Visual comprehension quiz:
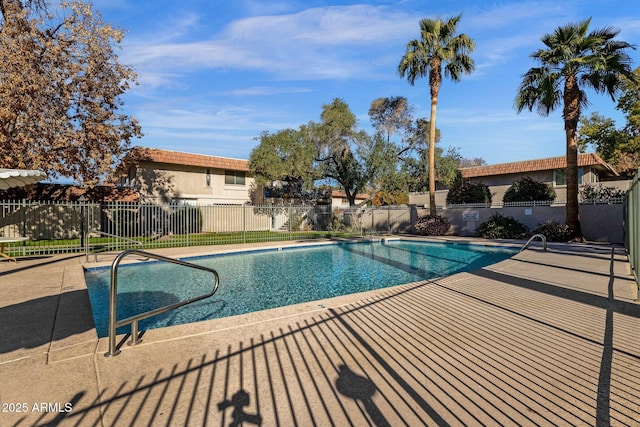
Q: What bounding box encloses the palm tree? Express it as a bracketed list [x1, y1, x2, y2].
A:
[515, 18, 635, 239]
[398, 14, 475, 216]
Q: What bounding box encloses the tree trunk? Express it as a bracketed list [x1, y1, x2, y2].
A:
[565, 126, 582, 237]
[428, 60, 441, 217]
[345, 188, 356, 207]
[563, 74, 583, 239]
[428, 100, 437, 216]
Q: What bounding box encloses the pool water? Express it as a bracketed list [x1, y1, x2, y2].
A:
[84, 240, 516, 337]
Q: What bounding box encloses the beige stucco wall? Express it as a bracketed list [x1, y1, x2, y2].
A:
[467, 170, 552, 187]
[331, 197, 363, 209]
[427, 204, 624, 243]
[132, 162, 253, 204]
[464, 167, 602, 201]
[464, 166, 600, 187]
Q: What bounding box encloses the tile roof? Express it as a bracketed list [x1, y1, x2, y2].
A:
[127, 147, 249, 172]
[460, 153, 617, 178]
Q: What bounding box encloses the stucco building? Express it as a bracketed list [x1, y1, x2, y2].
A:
[118, 147, 254, 205]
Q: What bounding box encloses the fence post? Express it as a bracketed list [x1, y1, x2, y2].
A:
[243, 205, 247, 244]
[288, 205, 292, 240]
[79, 196, 86, 251]
[21, 199, 26, 238]
[186, 205, 191, 247]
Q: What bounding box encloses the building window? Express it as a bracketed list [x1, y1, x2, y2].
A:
[225, 170, 245, 185]
[554, 169, 566, 186]
[554, 167, 584, 186]
[205, 169, 211, 187]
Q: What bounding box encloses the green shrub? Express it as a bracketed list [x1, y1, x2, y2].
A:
[414, 214, 451, 236]
[579, 183, 626, 201]
[288, 211, 309, 231]
[171, 206, 202, 234]
[532, 220, 573, 242]
[328, 210, 355, 232]
[446, 182, 492, 205]
[475, 213, 528, 239]
[503, 177, 556, 203]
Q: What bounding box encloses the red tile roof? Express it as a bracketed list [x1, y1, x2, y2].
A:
[460, 153, 617, 178]
[127, 147, 249, 172]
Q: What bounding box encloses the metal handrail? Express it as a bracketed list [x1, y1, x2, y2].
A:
[520, 234, 547, 252]
[104, 249, 220, 357]
[86, 230, 144, 262]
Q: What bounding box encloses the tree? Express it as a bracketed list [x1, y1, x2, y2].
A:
[515, 18, 635, 239]
[366, 96, 416, 201]
[0, 1, 141, 184]
[578, 68, 640, 177]
[248, 128, 318, 197]
[398, 14, 475, 216]
[578, 113, 619, 160]
[618, 67, 640, 134]
[0, 0, 46, 18]
[368, 96, 414, 145]
[364, 133, 411, 205]
[250, 99, 382, 206]
[310, 98, 371, 206]
[434, 146, 462, 188]
[446, 179, 491, 205]
[459, 157, 486, 168]
[615, 68, 640, 175]
[400, 118, 434, 192]
[578, 112, 636, 175]
[404, 145, 462, 192]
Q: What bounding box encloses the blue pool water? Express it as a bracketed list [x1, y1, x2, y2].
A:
[84, 240, 516, 337]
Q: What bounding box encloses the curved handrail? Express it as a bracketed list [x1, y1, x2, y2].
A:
[520, 234, 547, 252]
[105, 249, 220, 357]
[87, 230, 144, 262]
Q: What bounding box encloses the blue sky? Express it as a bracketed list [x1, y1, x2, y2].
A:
[94, 0, 640, 165]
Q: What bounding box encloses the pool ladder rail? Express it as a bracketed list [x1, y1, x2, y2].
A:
[520, 234, 547, 252]
[86, 230, 145, 263]
[104, 249, 220, 357]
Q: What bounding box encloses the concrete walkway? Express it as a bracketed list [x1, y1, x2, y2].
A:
[0, 238, 638, 426]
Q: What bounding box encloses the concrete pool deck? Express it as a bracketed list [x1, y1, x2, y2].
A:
[0, 237, 639, 426]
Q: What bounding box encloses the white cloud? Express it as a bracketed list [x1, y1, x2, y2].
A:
[438, 109, 523, 125]
[464, 1, 567, 31]
[463, 2, 574, 76]
[121, 1, 584, 90]
[121, 4, 417, 85]
[224, 5, 412, 45]
[221, 86, 313, 96]
[155, 12, 204, 43]
[134, 97, 303, 136]
[139, 106, 257, 131]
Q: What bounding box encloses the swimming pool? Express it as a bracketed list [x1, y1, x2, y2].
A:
[84, 240, 517, 337]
